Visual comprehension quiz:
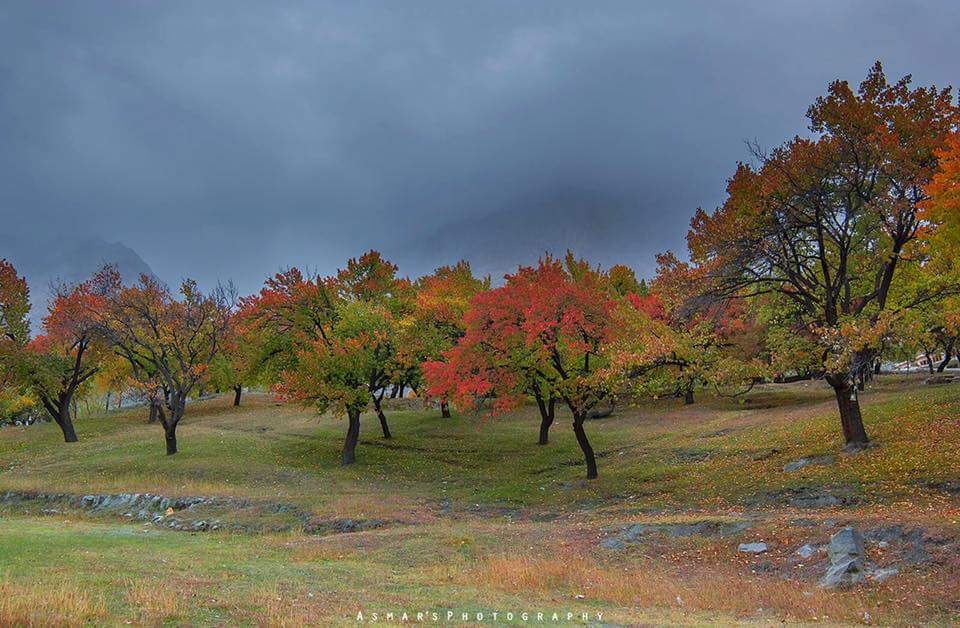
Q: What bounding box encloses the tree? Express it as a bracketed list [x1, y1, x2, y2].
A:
[613, 253, 763, 405]
[0, 259, 30, 350]
[424, 256, 620, 478]
[0, 264, 104, 442]
[92, 269, 232, 455]
[93, 353, 132, 412]
[687, 63, 958, 449]
[605, 264, 644, 298]
[244, 266, 400, 464]
[334, 250, 412, 436]
[924, 132, 960, 245]
[407, 261, 488, 417]
[208, 309, 263, 406]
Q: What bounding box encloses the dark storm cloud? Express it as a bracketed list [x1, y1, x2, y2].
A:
[1, 1, 957, 293]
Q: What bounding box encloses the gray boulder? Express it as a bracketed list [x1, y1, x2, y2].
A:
[820, 527, 866, 588]
[828, 526, 864, 561]
[738, 542, 768, 553]
[796, 544, 817, 559]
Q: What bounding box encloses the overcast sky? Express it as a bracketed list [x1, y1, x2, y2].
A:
[1, 1, 958, 294]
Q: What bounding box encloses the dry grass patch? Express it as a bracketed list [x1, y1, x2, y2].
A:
[243, 584, 358, 626]
[0, 578, 106, 627]
[455, 554, 881, 624]
[124, 578, 189, 623]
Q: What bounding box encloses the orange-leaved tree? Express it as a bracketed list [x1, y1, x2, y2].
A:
[404, 260, 489, 417]
[687, 62, 958, 449]
[92, 268, 233, 455]
[1, 262, 105, 442]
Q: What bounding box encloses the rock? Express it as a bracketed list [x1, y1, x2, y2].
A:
[820, 556, 865, 588]
[783, 455, 836, 472]
[788, 518, 817, 528]
[828, 527, 864, 562]
[865, 524, 933, 565]
[820, 527, 866, 588]
[798, 495, 841, 508]
[600, 519, 753, 550]
[749, 487, 852, 509]
[867, 566, 898, 583]
[739, 542, 768, 553]
[918, 479, 960, 495]
[796, 544, 817, 559]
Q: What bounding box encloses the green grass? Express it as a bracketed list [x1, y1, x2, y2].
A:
[1, 374, 959, 624]
[3, 374, 956, 514]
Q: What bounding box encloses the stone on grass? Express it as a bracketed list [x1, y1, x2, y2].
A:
[738, 542, 768, 553]
[783, 455, 835, 473]
[796, 544, 816, 559]
[867, 566, 899, 583]
[828, 527, 864, 562]
[820, 527, 866, 588]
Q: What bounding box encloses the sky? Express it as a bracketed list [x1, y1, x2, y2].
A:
[1, 1, 958, 295]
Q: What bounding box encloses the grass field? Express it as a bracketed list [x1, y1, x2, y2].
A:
[1, 374, 959, 625]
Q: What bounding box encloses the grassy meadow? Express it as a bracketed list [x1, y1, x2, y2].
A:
[1, 374, 959, 625]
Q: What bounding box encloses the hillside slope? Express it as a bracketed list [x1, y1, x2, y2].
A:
[0, 375, 958, 625]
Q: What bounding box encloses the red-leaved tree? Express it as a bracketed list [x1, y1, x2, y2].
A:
[424, 256, 619, 478]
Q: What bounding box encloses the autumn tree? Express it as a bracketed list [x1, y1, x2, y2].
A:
[208, 308, 265, 406]
[424, 256, 620, 477]
[0, 260, 30, 352]
[0, 264, 104, 442]
[406, 261, 488, 417]
[924, 132, 960, 245]
[94, 352, 132, 412]
[605, 264, 645, 298]
[612, 253, 763, 405]
[688, 63, 958, 449]
[244, 264, 401, 464]
[334, 250, 412, 435]
[92, 269, 232, 455]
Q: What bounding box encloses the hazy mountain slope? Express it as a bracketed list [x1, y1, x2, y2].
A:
[0, 234, 155, 328]
[396, 188, 670, 282]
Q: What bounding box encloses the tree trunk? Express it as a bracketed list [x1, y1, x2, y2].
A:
[684, 387, 695, 405]
[55, 399, 79, 443]
[148, 401, 158, 424]
[440, 400, 451, 418]
[371, 395, 392, 438]
[376, 408, 392, 438]
[342, 408, 361, 465]
[828, 377, 869, 449]
[164, 423, 178, 455]
[923, 349, 935, 374]
[936, 341, 955, 372]
[158, 396, 185, 455]
[536, 396, 555, 445]
[105, 391, 111, 412]
[233, 385, 242, 406]
[42, 396, 79, 443]
[59, 416, 79, 442]
[572, 412, 598, 479]
[873, 360, 881, 375]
